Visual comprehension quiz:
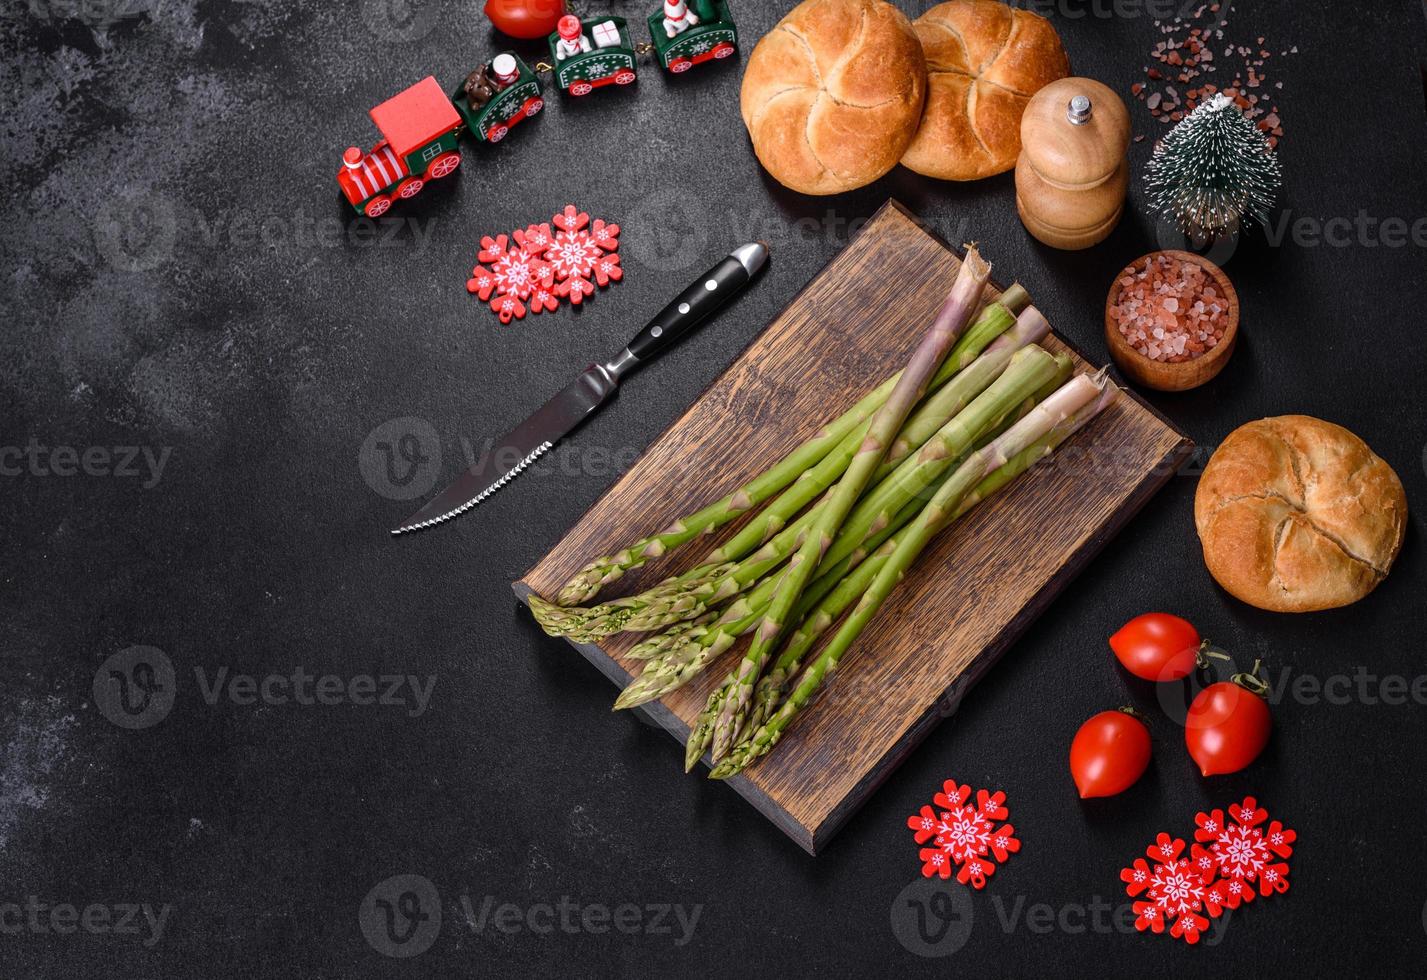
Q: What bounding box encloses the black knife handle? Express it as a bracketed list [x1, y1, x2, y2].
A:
[623, 242, 769, 365]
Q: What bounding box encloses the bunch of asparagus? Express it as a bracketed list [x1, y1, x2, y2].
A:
[530, 248, 1118, 777]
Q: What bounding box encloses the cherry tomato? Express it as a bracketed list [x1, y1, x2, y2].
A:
[1069, 710, 1152, 798]
[1185, 681, 1271, 776]
[483, 0, 567, 39]
[1109, 612, 1201, 682]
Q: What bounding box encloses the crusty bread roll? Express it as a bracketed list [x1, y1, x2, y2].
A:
[1194, 416, 1407, 613]
[902, 0, 1068, 181]
[740, 0, 927, 195]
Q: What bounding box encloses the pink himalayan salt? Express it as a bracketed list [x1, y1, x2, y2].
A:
[1108, 254, 1230, 363]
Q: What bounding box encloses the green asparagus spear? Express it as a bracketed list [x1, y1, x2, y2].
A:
[743, 356, 1074, 732]
[710, 248, 994, 761]
[543, 348, 1069, 648]
[611, 331, 1048, 637]
[528, 561, 737, 638]
[640, 462, 949, 724]
[693, 310, 1052, 621]
[812, 344, 1062, 582]
[552, 285, 1029, 606]
[537, 299, 1036, 638]
[613, 563, 805, 710]
[711, 373, 1116, 778]
[700, 296, 1022, 566]
[871, 305, 1049, 482]
[683, 366, 1072, 768]
[623, 612, 716, 661]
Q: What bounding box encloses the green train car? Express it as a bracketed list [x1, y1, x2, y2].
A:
[647, 0, 738, 73]
[547, 16, 638, 96]
[449, 52, 545, 144]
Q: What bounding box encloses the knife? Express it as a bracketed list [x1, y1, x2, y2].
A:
[392, 241, 769, 535]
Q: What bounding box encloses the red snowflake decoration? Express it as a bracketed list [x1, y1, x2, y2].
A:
[554, 274, 596, 306]
[906, 780, 1020, 889]
[467, 206, 624, 321]
[589, 217, 620, 253]
[1121, 833, 1221, 944]
[527, 279, 560, 315]
[467, 234, 553, 324]
[592, 251, 622, 287]
[516, 223, 553, 256]
[1118, 797, 1298, 947]
[1191, 796, 1295, 909]
[487, 293, 526, 324]
[544, 217, 603, 284]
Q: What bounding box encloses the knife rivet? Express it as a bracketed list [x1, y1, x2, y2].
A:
[678, 302, 690, 314]
[704, 279, 718, 290]
[650, 325, 663, 337]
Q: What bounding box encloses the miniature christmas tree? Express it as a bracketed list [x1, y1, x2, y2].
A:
[1145, 93, 1282, 238]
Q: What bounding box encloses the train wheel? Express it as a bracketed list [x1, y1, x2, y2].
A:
[713, 42, 735, 59]
[426, 152, 461, 179]
[488, 125, 508, 143]
[570, 81, 593, 96]
[669, 58, 692, 73]
[396, 178, 424, 199]
[526, 98, 544, 117]
[364, 196, 391, 218]
[614, 69, 636, 85]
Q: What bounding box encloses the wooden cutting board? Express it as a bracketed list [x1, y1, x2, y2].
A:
[514, 201, 1191, 854]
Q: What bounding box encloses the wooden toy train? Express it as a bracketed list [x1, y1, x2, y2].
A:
[336, 0, 738, 218]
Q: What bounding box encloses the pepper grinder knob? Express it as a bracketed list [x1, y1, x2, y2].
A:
[1067, 95, 1092, 125]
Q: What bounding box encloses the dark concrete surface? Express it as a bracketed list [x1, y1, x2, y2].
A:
[2, 0, 1426, 976]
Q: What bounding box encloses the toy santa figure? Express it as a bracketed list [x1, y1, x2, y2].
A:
[662, 0, 700, 37]
[554, 15, 591, 60]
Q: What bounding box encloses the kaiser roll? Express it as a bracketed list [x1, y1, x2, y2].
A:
[1194, 416, 1407, 613]
[902, 0, 1069, 181]
[740, 0, 927, 195]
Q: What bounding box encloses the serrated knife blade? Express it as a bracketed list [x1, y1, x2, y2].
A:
[390, 365, 618, 534]
[391, 242, 769, 536]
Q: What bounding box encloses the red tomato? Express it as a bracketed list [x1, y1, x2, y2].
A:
[1109, 612, 1201, 682]
[1185, 682, 1271, 776]
[1069, 710, 1152, 798]
[483, 0, 567, 39]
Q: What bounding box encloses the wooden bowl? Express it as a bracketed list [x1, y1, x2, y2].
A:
[1103, 250, 1239, 391]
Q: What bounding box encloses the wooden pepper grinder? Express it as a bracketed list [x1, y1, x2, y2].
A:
[1016, 78, 1130, 250]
